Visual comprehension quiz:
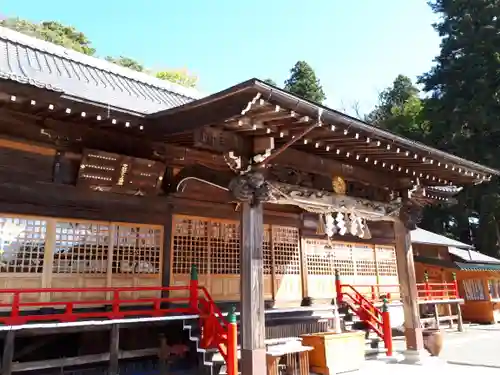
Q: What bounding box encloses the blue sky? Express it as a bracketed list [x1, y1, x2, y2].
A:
[2, 0, 441, 115]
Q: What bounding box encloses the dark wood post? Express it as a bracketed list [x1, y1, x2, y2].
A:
[240, 201, 266, 374]
[158, 334, 169, 375]
[394, 217, 425, 360]
[109, 324, 120, 374]
[2, 330, 15, 375]
[229, 170, 272, 375]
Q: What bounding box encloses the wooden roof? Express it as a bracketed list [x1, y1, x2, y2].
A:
[149, 79, 499, 187]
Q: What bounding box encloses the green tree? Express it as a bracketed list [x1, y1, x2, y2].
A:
[419, 0, 500, 255]
[105, 56, 144, 72]
[367, 75, 419, 124]
[263, 78, 278, 86]
[284, 61, 326, 104]
[0, 18, 96, 55]
[155, 69, 197, 88]
[367, 75, 429, 141]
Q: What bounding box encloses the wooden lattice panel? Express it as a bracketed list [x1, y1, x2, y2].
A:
[172, 217, 209, 275]
[352, 244, 377, 296]
[304, 239, 332, 276]
[353, 244, 376, 276]
[0, 216, 47, 306]
[210, 221, 239, 275]
[0, 217, 46, 273]
[171, 216, 293, 302]
[375, 245, 398, 276]
[263, 226, 272, 275]
[304, 239, 336, 299]
[273, 226, 300, 275]
[113, 224, 161, 275]
[331, 243, 354, 276]
[272, 226, 301, 303]
[53, 221, 109, 274]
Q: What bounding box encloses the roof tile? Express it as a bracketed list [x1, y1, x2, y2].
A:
[0, 26, 202, 114]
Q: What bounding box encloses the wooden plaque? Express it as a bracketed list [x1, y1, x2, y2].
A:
[77, 149, 165, 196]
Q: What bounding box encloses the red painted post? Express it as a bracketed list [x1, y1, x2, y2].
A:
[190, 264, 199, 311]
[335, 269, 343, 303]
[371, 286, 376, 302]
[381, 298, 393, 357]
[226, 305, 238, 375]
[424, 270, 431, 300]
[452, 272, 458, 299]
[11, 292, 20, 324]
[112, 290, 120, 318]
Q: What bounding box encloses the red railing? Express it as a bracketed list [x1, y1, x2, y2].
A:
[416, 271, 459, 300]
[0, 285, 194, 325]
[0, 265, 238, 375]
[337, 280, 393, 356]
[347, 284, 401, 302]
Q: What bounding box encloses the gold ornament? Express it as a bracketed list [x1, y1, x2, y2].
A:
[332, 176, 346, 195]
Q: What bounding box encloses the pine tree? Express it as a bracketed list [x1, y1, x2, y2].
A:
[263, 78, 278, 87]
[284, 61, 326, 104]
[420, 0, 500, 255]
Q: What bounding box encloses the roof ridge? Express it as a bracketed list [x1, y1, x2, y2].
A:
[0, 25, 203, 100]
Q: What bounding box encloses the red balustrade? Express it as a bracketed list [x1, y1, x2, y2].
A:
[0, 285, 195, 325]
[0, 264, 238, 375]
[416, 271, 459, 300]
[336, 276, 393, 356]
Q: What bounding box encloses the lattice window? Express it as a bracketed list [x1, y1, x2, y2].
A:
[53, 221, 109, 274]
[172, 216, 298, 277]
[172, 217, 209, 274]
[0, 217, 46, 273]
[273, 226, 300, 275]
[304, 239, 333, 276]
[210, 221, 240, 275]
[375, 245, 398, 276]
[113, 225, 162, 274]
[331, 243, 354, 276]
[262, 226, 272, 275]
[353, 244, 376, 276]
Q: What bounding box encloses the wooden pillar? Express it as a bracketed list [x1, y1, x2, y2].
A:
[457, 303, 464, 332]
[161, 205, 173, 301]
[2, 330, 15, 375]
[158, 334, 169, 375]
[394, 219, 425, 357]
[41, 218, 56, 301]
[109, 324, 120, 375]
[433, 303, 440, 329]
[240, 201, 267, 375]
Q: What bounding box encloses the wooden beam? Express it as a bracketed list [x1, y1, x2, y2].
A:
[11, 348, 158, 372]
[273, 148, 411, 189]
[109, 324, 120, 375]
[240, 202, 267, 375]
[2, 330, 15, 375]
[194, 126, 250, 155]
[393, 219, 425, 358]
